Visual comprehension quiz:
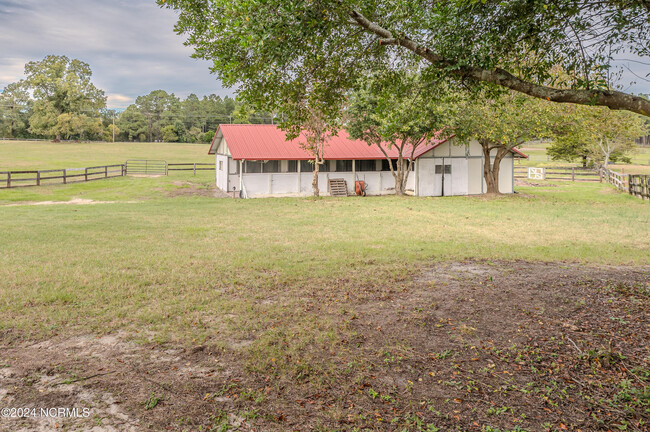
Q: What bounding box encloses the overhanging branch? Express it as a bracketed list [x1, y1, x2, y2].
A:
[348, 9, 650, 117]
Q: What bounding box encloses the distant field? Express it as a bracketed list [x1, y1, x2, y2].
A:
[518, 141, 650, 174]
[0, 140, 213, 170]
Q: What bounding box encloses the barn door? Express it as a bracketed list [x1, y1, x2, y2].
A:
[417, 159, 436, 196]
[434, 158, 452, 196]
[450, 159, 468, 195]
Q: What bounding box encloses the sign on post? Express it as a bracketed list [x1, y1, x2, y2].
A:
[528, 167, 545, 180]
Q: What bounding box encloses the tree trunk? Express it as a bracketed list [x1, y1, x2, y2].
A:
[582, 155, 587, 168]
[481, 142, 507, 194]
[394, 155, 404, 195]
[312, 161, 320, 197]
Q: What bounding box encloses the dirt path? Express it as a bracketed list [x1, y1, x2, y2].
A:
[1, 261, 648, 431]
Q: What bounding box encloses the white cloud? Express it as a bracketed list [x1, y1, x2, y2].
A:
[0, 0, 232, 107]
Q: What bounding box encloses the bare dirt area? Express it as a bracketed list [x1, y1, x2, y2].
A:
[169, 181, 231, 198]
[1, 261, 648, 431]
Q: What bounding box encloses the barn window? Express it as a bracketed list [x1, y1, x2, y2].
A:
[229, 160, 239, 174]
[245, 161, 262, 173]
[336, 160, 352, 172]
[219, 161, 223, 171]
[357, 160, 377, 171]
[300, 160, 313, 172]
[262, 160, 280, 173]
[300, 160, 329, 172]
[435, 164, 451, 174]
[383, 159, 414, 171]
[287, 160, 298, 172]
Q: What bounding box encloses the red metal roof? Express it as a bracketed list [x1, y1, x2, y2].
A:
[208, 124, 528, 159]
[208, 124, 448, 160]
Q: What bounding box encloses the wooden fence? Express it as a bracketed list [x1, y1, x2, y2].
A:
[598, 166, 628, 191]
[514, 166, 600, 182]
[598, 167, 650, 200]
[628, 175, 650, 200]
[0, 161, 214, 189]
[0, 164, 125, 189]
[167, 163, 215, 175]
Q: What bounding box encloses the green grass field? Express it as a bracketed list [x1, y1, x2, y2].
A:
[1, 171, 648, 339]
[0, 140, 212, 170]
[1, 140, 648, 431]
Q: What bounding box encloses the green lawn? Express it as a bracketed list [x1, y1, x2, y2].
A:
[0, 146, 648, 431]
[1, 175, 647, 341]
[0, 140, 213, 170]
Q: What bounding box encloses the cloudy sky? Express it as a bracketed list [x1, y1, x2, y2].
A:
[1, 0, 648, 109]
[0, 0, 231, 109]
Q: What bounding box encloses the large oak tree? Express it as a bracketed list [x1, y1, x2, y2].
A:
[159, 0, 650, 119]
[21, 55, 106, 140]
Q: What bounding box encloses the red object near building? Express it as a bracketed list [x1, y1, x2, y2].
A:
[355, 180, 366, 196]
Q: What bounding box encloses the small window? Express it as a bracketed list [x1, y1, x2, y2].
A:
[382, 159, 394, 171]
[219, 161, 223, 171]
[300, 160, 329, 172]
[319, 161, 329, 172]
[336, 160, 352, 172]
[229, 160, 240, 175]
[435, 164, 442, 174]
[444, 164, 452, 174]
[287, 160, 298, 172]
[300, 160, 313, 172]
[245, 161, 262, 173]
[262, 160, 280, 173]
[357, 160, 376, 171]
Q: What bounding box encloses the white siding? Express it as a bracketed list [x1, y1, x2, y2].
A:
[216, 154, 229, 191]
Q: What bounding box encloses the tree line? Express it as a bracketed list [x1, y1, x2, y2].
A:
[0, 55, 274, 143]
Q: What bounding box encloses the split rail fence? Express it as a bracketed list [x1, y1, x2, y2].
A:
[0, 161, 215, 190]
[514, 166, 600, 182]
[167, 163, 214, 175]
[514, 165, 649, 201]
[0, 164, 125, 189]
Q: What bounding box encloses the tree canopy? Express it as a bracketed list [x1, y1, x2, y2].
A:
[346, 71, 456, 194]
[159, 0, 650, 120]
[20, 55, 106, 140]
[454, 92, 552, 193]
[548, 105, 648, 167]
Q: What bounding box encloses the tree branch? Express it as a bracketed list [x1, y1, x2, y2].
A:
[348, 9, 650, 117]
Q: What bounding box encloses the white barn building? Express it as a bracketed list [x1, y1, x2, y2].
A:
[208, 124, 526, 198]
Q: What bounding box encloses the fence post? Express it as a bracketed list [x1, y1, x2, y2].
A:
[85, 167, 88, 181]
[571, 167, 575, 182]
[105, 165, 108, 178]
[7, 172, 11, 188]
[63, 169, 67, 185]
[36, 171, 40, 186]
[193, 163, 196, 176]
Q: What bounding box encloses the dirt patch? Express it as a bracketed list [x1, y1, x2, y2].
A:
[1, 261, 648, 431]
[2, 199, 139, 207]
[169, 181, 231, 198]
[0, 332, 248, 431]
